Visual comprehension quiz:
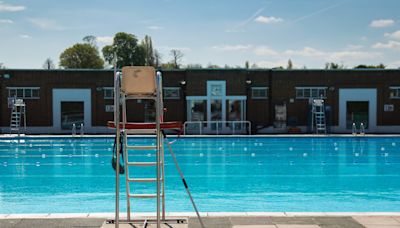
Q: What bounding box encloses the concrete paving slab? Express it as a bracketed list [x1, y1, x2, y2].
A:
[314, 217, 364, 228]
[232, 226, 277, 228]
[353, 216, 400, 226]
[276, 225, 320, 228]
[270, 217, 316, 225]
[230, 216, 274, 225]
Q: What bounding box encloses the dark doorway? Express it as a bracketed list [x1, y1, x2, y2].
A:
[61, 102, 84, 130]
[346, 101, 368, 129]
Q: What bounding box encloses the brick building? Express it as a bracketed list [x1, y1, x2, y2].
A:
[1, 68, 399, 134]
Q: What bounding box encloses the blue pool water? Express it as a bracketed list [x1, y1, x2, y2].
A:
[1, 136, 400, 213]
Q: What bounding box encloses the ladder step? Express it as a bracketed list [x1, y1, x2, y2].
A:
[128, 194, 162, 199]
[125, 129, 157, 134]
[126, 145, 157, 150]
[127, 162, 158, 167]
[127, 178, 158, 183]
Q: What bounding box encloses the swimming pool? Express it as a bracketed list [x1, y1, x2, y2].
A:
[1, 136, 400, 213]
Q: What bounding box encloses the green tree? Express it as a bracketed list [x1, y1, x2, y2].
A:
[170, 49, 183, 69]
[325, 62, 344, 69]
[141, 35, 155, 66]
[245, 61, 250, 69]
[354, 63, 385, 69]
[154, 49, 162, 68]
[102, 32, 145, 68]
[43, 58, 55, 69]
[59, 43, 104, 69]
[83, 35, 97, 47]
[287, 59, 293, 69]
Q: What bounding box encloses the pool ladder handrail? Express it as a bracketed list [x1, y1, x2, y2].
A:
[360, 123, 365, 136]
[72, 124, 76, 136]
[80, 123, 84, 136]
[352, 123, 357, 135]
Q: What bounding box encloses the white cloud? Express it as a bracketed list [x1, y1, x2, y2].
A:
[384, 30, 400, 40]
[387, 60, 400, 68]
[19, 34, 30, 39]
[346, 44, 364, 50]
[328, 51, 381, 61]
[28, 18, 64, 30]
[372, 40, 400, 51]
[0, 1, 26, 12]
[284, 47, 325, 57]
[254, 16, 283, 24]
[256, 60, 288, 68]
[0, 19, 12, 24]
[212, 44, 252, 51]
[370, 19, 395, 28]
[254, 47, 279, 56]
[96, 36, 113, 45]
[147, 26, 164, 30]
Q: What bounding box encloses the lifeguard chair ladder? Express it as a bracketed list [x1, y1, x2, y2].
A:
[10, 98, 26, 135]
[311, 99, 326, 134]
[106, 66, 204, 228]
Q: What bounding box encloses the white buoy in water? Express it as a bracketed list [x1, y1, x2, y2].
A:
[218, 147, 223, 151]
[289, 147, 293, 151]
[192, 143, 195, 146]
[384, 152, 389, 157]
[36, 162, 40, 167]
[199, 153, 204, 157]
[15, 154, 19, 158]
[381, 147, 385, 151]
[95, 154, 99, 157]
[392, 142, 396, 146]
[303, 153, 308, 157]
[334, 142, 337, 146]
[147, 153, 151, 157]
[68, 162, 72, 166]
[244, 147, 248, 151]
[251, 153, 255, 157]
[232, 142, 235, 146]
[42, 154, 46, 158]
[68, 154, 72, 158]
[355, 153, 359, 157]
[3, 162, 7, 167]
[334, 147, 339, 151]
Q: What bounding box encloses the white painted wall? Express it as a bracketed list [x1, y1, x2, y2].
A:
[52, 89, 92, 133]
[338, 88, 377, 132]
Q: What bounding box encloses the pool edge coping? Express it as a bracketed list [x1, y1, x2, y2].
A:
[2, 212, 400, 219]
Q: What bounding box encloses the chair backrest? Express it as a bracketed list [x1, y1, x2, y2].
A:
[121, 66, 156, 95]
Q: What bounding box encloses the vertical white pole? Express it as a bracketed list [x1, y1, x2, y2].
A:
[156, 71, 162, 228]
[114, 69, 120, 228]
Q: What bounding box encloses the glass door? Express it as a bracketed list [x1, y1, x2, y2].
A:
[346, 101, 369, 129]
[207, 81, 226, 132]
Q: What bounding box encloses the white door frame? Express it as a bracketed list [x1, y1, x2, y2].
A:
[52, 89, 92, 132]
[338, 88, 377, 132]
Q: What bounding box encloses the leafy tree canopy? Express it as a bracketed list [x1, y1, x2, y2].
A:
[354, 63, 385, 69]
[102, 32, 145, 68]
[59, 43, 104, 69]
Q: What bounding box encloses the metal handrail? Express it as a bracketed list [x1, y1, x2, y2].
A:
[183, 120, 251, 135]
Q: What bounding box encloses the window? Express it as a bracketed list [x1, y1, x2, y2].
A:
[7, 87, 40, 99]
[163, 87, 180, 99]
[390, 87, 400, 99]
[295, 87, 327, 99]
[251, 87, 268, 99]
[103, 87, 114, 99]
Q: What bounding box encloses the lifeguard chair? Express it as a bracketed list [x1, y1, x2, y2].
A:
[105, 66, 204, 228]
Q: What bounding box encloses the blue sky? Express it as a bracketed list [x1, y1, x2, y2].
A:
[0, 0, 400, 69]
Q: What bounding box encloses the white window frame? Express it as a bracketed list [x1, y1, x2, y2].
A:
[389, 86, 400, 99]
[163, 87, 181, 100]
[7, 87, 40, 99]
[103, 87, 114, 99]
[251, 87, 269, 99]
[295, 87, 327, 99]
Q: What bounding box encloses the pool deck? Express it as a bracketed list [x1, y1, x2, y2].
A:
[2, 213, 400, 228]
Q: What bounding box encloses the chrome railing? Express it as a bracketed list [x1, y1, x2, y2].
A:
[183, 121, 251, 135]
